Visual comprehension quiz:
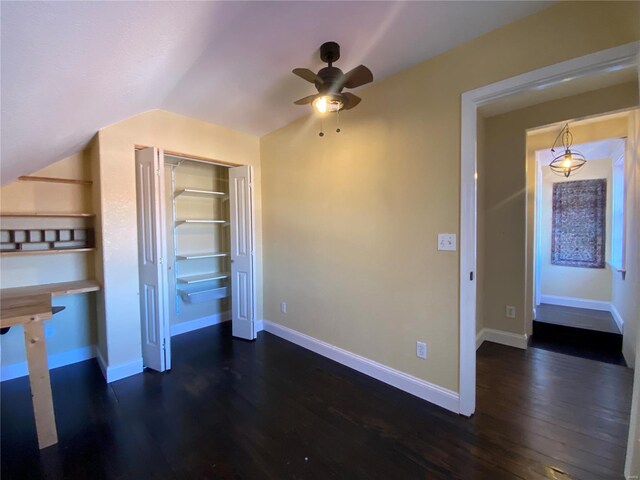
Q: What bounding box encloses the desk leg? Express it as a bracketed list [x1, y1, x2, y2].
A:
[23, 319, 58, 449]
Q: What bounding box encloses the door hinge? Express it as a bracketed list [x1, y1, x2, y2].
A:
[470, 271, 474, 281]
[156, 169, 161, 177]
[162, 338, 167, 367]
[159, 257, 164, 265]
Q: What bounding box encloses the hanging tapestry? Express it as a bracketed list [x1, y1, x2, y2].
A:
[551, 179, 606, 268]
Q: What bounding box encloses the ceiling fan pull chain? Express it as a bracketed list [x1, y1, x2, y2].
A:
[336, 109, 341, 133]
[319, 118, 324, 137]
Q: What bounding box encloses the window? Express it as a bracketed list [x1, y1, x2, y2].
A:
[610, 140, 626, 271]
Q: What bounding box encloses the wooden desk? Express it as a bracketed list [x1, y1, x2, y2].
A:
[0, 280, 100, 449]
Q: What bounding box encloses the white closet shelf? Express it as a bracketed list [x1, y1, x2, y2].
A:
[175, 188, 228, 199]
[177, 272, 230, 284]
[176, 252, 230, 260]
[176, 219, 229, 225]
[178, 286, 229, 304]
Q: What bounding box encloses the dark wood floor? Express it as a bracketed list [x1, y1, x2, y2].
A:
[1, 324, 634, 479]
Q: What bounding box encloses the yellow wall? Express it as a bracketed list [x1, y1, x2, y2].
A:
[481, 85, 637, 336]
[539, 158, 613, 301]
[0, 152, 97, 368]
[95, 109, 261, 367]
[261, 2, 640, 392]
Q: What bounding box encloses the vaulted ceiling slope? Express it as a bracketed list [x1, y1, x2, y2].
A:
[1, 1, 551, 182]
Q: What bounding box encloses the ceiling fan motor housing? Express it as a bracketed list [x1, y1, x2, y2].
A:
[320, 41, 340, 64]
[316, 66, 344, 93]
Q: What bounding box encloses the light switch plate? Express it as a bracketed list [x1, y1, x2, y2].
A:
[416, 341, 427, 359]
[437, 233, 457, 251]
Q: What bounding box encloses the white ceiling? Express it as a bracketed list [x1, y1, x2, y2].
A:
[535, 138, 626, 165]
[1, 1, 552, 182]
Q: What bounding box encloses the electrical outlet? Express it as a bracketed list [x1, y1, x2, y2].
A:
[416, 341, 427, 359]
[506, 305, 516, 319]
[437, 233, 457, 251]
[281, 302, 287, 314]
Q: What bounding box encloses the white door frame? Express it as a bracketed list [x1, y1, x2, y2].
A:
[534, 157, 543, 312]
[459, 41, 639, 417]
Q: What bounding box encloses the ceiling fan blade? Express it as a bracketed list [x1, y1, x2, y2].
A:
[342, 65, 373, 89]
[294, 94, 317, 105]
[292, 68, 321, 84]
[343, 92, 361, 110]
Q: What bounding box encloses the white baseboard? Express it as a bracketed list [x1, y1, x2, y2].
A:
[610, 303, 624, 332]
[170, 311, 231, 337]
[96, 348, 143, 383]
[262, 320, 459, 414]
[476, 328, 528, 350]
[540, 294, 611, 312]
[255, 319, 264, 332]
[1, 345, 96, 382]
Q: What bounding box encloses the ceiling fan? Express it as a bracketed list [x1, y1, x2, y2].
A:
[292, 41, 373, 115]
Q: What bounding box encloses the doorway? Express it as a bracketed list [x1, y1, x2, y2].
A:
[458, 41, 639, 416]
[135, 147, 257, 372]
[530, 120, 631, 365]
[460, 42, 640, 478]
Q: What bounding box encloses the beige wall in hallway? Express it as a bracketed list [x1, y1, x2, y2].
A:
[261, 2, 640, 392]
[480, 83, 637, 336]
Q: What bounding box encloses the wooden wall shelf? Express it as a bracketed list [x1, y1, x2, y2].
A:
[18, 176, 92, 186]
[0, 212, 95, 218]
[1, 279, 101, 301]
[1, 248, 95, 257]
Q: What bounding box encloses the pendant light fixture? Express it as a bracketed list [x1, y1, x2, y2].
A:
[549, 123, 586, 178]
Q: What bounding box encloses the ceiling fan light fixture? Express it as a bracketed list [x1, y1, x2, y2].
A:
[292, 42, 373, 129]
[313, 95, 343, 114]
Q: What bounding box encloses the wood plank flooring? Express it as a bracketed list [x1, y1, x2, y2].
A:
[1, 323, 634, 479]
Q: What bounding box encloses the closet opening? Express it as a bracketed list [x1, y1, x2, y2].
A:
[134, 148, 257, 372]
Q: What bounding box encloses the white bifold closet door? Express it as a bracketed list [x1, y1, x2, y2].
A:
[229, 165, 257, 340]
[135, 147, 171, 371]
